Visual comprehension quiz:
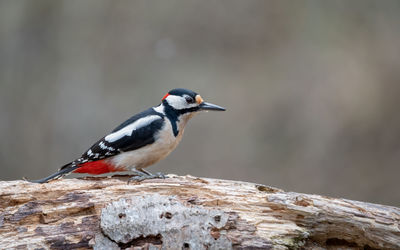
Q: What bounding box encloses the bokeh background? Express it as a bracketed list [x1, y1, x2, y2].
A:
[1, 1, 399, 206]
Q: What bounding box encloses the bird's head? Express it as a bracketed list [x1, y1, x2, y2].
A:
[161, 88, 226, 114]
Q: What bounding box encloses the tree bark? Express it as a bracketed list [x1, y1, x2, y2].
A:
[0, 175, 399, 249]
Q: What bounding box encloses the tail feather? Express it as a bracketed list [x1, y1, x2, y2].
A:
[29, 162, 80, 184]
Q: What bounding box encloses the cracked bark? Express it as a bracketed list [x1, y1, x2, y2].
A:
[0, 175, 399, 249]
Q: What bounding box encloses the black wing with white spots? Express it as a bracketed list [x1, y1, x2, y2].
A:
[73, 108, 165, 165]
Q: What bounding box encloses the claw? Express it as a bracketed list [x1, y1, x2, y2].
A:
[154, 172, 166, 179]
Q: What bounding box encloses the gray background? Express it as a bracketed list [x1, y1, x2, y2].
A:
[1, 1, 399, 206]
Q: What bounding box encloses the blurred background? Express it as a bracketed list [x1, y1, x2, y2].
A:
[1, 1, 399, 206]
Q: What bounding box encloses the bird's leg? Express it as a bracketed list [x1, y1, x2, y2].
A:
[137, 168, 152, 175]
[138, 168, 166, 178]
[128, 168, 166, 182]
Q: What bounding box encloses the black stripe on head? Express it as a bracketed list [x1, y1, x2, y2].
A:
[168, 88, 198, 98]
[177, 106, 200, 115]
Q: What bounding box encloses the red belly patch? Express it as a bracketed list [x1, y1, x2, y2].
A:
[74, 160, 123, 175]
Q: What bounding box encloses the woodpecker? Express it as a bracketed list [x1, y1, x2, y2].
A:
[31, 88, 225, 183]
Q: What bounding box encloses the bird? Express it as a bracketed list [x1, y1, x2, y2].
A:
[30, 88, 225, 183]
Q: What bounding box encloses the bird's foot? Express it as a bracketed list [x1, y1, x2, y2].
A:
[128, 171, 167, 183]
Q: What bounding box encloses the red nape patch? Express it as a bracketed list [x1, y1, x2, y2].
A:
[74, 160, 123, 175]
[161, 93, 169, 100]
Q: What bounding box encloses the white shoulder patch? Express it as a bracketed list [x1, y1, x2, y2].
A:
[153, 104, 165, 114]
[105, 115, 161, 143]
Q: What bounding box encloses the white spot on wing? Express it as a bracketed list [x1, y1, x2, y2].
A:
[105, 115, 161, 143]
[99, 141, 115, 151]
[99, 141, 107, 149]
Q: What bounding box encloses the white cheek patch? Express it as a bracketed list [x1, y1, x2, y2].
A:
[105, 115, 161, 143]
[166, 95, 198, 110]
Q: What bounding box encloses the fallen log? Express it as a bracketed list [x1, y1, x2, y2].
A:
[0, 175, 399, 249]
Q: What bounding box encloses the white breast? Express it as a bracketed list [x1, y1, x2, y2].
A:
[109, 118, 184, 170]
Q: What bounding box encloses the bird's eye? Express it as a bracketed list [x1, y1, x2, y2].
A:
[185, 96, 195, 104]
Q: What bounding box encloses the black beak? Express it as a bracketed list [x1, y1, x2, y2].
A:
[198, 102, 226, 111]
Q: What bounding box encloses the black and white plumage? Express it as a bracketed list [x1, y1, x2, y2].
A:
[31, 88, 225, 183]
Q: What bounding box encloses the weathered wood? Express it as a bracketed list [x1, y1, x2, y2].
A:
[0, 175, 399, 249]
